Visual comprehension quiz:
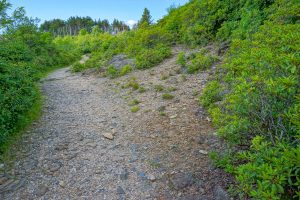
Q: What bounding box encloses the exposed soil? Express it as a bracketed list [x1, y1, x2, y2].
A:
[0, 48, 232, 199]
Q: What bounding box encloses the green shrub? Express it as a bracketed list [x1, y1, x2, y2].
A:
[176, 52, 186, 66]
[119, 64, 132, 76]
[106, 65, 119, 78]
[136, 45, 171, 69]
[187, 53, 217, 73]
[72, 61, 85, 72]
[236, 136, 300, 200]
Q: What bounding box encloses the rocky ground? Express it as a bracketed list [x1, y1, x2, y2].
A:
[0, 49, 232, 199]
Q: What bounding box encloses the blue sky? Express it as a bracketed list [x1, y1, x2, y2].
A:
[9, 0, 189, 25]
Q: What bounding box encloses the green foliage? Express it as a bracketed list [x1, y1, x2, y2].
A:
[162, 93, 174, 100]
[129, 99, 140, 106]
[138, 87, 146, 93]
[131, 106, 140, 113]
[124, 77, 140, 90]
[119, 64, 132, 76]
[106, 65, 119, 78]
[176, 52, 186, 66]
[187, 53, 217, 73]
[136, 44, 171, 69]
[71, 61, 85, 72]
[236, 136, 300, 200]
[154, 84, 164, 92]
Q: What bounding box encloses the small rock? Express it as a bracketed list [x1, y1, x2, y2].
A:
[59, 181, 65, 188]
[36, 184, 49, 197]
[171, 173, 193, 189]
[86, 142, 97, 148]
[148, 174, 156, 182]
[170, 114, 177, 119]
[214, 185, 229, 200]
[103, 133, 114, 140]
[199, 150, 208, 155]
[116, 186, 125, 194]
[206, 117, 211, 122]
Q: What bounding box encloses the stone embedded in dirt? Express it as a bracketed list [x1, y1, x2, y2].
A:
[171, 173, 194, 190]
[36, 184, 49, 197]
[199, 150, 208, 155]
[59, 181, 65, 188]
[206, 117, 212, 122]
[170, 114, 177, 119]
[86, 142, 97, 148]
[148, 174, 156, 181]
[116, 186, 125, 194]
[103, 133, 114, 140]
[214, 185, 230, 200]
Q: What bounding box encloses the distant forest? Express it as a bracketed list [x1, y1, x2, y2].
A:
[40, 17, 130, 36]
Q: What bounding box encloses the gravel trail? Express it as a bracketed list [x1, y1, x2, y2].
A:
[0, 51, 231, 199]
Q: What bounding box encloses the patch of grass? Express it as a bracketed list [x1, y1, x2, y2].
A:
[119, 64, 132, 76]
[148, 160, 161, 168]
[124, 77, 140, 90]
[162, 93, 174, 100]
[129, 99, 140, 106]
[154, 84, 164, 92]
[180, 74, 187, 82]
[159, 111, 166, 116]
[106, 65, 119, 78]
[192, 90, 199, 96]
[167, 86, 177, 92]
[131, 106, 140, 113]
[161, 74, 169, 80]
[138, 87, 146, 93]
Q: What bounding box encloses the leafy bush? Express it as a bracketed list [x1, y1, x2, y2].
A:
[136, 44, 171, 69]
[187, 53, 217, 73]
[236, 136, 300, 200]
[71, 61, 85, 72]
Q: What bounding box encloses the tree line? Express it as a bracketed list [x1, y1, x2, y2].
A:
[40, 16, 130, 36]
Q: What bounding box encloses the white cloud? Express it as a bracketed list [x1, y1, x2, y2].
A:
[126, 20, 137, 28]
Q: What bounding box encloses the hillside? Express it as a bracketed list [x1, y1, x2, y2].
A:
[0, 0, 300, 199]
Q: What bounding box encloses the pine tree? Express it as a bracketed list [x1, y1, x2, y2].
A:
[138, 8, 152, 28]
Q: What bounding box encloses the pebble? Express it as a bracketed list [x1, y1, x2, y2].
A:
[59, 181, 66, 188]
[170, 114, 178, 119]
[116, 186, 125, 194]
[148, 174, 156, 181]
[36, 184, 49, 197]
[103, 133, 114, 140]
[199, 150, 208, 155]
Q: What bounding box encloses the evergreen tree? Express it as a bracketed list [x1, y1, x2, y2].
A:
[138, 8, 152, 28]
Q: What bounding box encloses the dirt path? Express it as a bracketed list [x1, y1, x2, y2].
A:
[0, 51, 231, 199]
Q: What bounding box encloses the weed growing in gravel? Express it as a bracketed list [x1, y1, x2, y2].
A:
[167, 86, 177, 92]
[162, 93, 174, 100]
[180, 74, 187, 82]
[138, 87, 146, 93]
[159, 111, 166, 116]
[106, 65, 119, 78]
[124, 77, 140, 90]
[119, 65, 132, 76]
[129, 99, 140, 106]
[161, 74, 169, 80]
[177, 52, 186, 67]
[131, 106, 140, 113]
[192, 90, 199, 96]
[154, 84, 164, 92]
